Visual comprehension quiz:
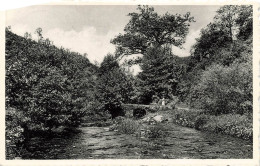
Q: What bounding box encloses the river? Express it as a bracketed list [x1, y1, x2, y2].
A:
[22, 123, 252, 159]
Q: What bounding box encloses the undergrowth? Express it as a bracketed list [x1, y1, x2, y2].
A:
[171, 108, 252, 140]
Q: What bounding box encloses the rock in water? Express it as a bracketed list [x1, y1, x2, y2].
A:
[153, 115, 164, 122]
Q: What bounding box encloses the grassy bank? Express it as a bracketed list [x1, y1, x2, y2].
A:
[170, 108, 252, 140]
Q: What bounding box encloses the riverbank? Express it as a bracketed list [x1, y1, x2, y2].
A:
[168, 107, 253, 141]
[15, 104, 253, 159]
[122, 104, 252, 141]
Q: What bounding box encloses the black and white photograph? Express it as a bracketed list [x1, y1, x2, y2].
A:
[3, 1, 258, 163]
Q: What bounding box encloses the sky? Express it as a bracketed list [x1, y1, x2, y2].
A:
[6, 5, 221, 72]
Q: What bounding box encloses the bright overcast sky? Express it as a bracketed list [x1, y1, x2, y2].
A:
[6, 5, 221, 65]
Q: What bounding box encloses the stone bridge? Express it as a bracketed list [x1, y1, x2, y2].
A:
[122, 104, 153, 118]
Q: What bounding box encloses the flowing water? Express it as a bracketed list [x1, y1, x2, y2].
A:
[22, 123, 252, 159]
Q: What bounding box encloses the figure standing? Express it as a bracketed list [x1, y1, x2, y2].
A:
[162, 97, 165, 106]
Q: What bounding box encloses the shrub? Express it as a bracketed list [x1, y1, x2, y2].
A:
[145, 124, 166, 138]
[203, 114, 252, 139]
[171, 108, 252, 140]
[115, 118, 141, 134]
[166, 98, 179, 109]
[194, 114, 208, 130]
[6, 108, 28, 159]
[172, 108, 203, 128]
[190, 61, 252, 115]
[83, 100, 113, 126]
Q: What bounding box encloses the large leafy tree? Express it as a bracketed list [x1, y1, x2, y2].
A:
[111, 5, 195, 104]
[111, 5, 195, 57]
[191, 5, 253, 62]
[214, 5, 240, 42]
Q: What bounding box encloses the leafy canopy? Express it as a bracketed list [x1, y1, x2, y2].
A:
[95, 54, 134, 118]
[111, 5, 195, 56]
[191, 5, 252, 61]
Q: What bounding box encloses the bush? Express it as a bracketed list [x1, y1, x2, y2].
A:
[171, 108, 252, 140]
[190, 61, 252, 115]
[145, 124, 166, 138]
[194, 114, 208, 130]
[115, 118, 141, 134]
[83, 100, 113, 126]
[203, 114, 252, 139]
[172, 108, 203, 128]
[146, 106, 158, 113]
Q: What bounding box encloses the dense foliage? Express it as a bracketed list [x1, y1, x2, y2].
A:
[95, 54, 134, 118]
[190, 60, 252, 115]
[6, 5, 253, 159]
[111, 5, 194, 57]
[171, 108, 252, 140]
[191, 5, 252, 62]
[177, 5, 253, 116]
[135, 46, 181, 103]
[6, 29, 97, 158]
[111, 6, 195, 104]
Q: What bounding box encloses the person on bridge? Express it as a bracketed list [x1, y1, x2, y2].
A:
[162, 97, 165, 106]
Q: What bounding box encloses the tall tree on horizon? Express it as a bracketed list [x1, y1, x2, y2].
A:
[111, 5, 195, 61]
[191, 5, 253, 63]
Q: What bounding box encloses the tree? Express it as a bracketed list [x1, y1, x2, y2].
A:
[176, 5, 253, 106]
[95, 54, 133, 118]
[235, 5, 253, 40]
[111, 5, 195, 104]
[111, 5, 195, 57]
[24, 32, 32, 39]
[136, 46, 181, 104]
[191, 22, 231, 62]
[35, 27, 43, 42]
[191, 5, 253, 62]
[214, 5, 240, 42]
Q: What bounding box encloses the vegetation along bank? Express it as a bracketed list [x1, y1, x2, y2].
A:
[5, 5, 253, 159]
